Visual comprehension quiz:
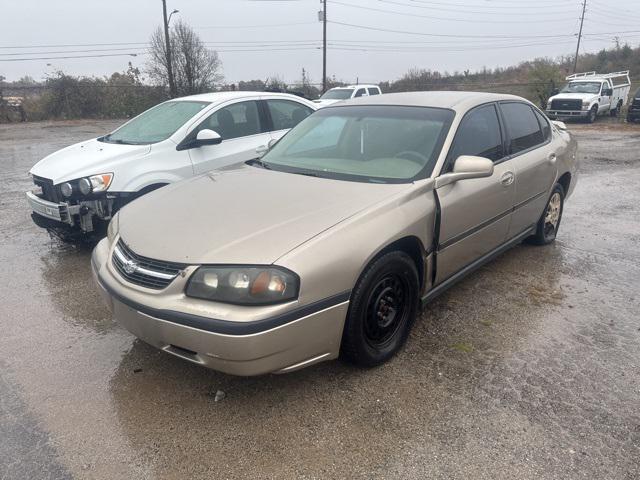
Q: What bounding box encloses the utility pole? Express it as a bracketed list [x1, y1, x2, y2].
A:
[162, 0, 177, 98]
[321, 0, 327, 93]
[573, 0, 586, 73]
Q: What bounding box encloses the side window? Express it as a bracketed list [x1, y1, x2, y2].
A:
[534, 109, 551, 141]
[266, 99, 313, 131]
[368, 87, 380, 96]
[354, 88, 367, 98]
[196, 101, 261, 141]
[500, 102, 544, 154]
[447, 104, 504, 165]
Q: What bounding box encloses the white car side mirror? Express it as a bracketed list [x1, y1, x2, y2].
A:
[196, 129, 222, 146]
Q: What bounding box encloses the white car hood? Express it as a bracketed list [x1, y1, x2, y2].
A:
[549, 92, 596, 101]
[313, 99, 342, 108]
[29, 138, 151, 184]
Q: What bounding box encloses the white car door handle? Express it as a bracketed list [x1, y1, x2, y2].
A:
[500, 171, 515, 186]
[548, 153, 557, 164]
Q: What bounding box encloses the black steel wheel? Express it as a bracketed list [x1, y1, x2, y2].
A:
[341, 251, 419, 367]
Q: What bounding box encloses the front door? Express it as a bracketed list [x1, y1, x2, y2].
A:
[188, 100, 272, 174]
[599, 82, 612, 113]
[435, 103, 516, 283]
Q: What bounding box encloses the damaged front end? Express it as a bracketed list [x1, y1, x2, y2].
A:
[26, 174, 116, 240]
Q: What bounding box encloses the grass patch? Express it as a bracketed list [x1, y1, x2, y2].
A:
[451, 342, 474, 353]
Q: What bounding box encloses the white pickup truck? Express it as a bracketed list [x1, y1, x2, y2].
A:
[546, 71, 631, 123]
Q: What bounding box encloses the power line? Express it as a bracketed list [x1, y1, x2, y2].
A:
[329, 20, 578, 38]
[378, 0, 577, 16]
[329, 0, 578, 23]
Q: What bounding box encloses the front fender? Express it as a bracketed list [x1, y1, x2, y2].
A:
[277, 180, 437, 307]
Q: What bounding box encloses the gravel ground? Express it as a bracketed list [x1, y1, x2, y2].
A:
[0, 119, 639, 480]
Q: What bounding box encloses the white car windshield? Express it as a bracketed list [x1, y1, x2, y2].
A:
[320, 89, 354, 100]
[260, 105, 454, 183]
[560, 82, 603, 94]
[102, 100, 210, 144]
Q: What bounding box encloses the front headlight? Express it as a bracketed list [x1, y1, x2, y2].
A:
[79, 173, 113, 195]
[186, 266, 299, 305]
[107, 212, 119, 244]
[582, 101, 590, 108]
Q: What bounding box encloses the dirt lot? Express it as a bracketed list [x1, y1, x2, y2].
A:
[0, 119, 639, 480]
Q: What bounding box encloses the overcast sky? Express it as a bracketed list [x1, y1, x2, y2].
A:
[2, 0, 640, 85]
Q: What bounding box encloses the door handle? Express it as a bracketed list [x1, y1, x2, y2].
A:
[500, 171, 514, 186]
[548, 153, 557, 164]
[255, 145, 268, 157]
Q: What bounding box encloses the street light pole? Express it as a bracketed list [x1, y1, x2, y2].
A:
[162, 0, 177, 97]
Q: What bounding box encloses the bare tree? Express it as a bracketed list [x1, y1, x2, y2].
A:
[148, 20, 223, 96]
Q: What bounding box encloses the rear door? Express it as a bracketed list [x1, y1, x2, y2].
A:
[187, 100, 272, 174]
[435, 103, 516, 283]
[498, 102, 557, 238]
[262, 98, 315, 143]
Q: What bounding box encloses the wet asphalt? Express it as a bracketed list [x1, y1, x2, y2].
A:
[0, 119, 639, 480]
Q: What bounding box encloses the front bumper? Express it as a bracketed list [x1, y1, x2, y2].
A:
[546, 109, 589, 119]
[26, 190, 78, 225]
[91, 238, 349, 376]
[26, 190, 111, 233]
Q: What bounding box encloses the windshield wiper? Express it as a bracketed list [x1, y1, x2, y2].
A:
[246, 158, 272, 170]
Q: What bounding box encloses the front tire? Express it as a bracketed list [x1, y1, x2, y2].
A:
[341, 251, 419, 367]
[528, 183, 565, 245]
[587, 105, 598, 123]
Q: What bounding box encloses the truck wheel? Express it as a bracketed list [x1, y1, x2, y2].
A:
[528, 183, 565, 246]
[587, 105, 598, 123]
[610, 100, 623, 117]
[341, 251, 419, 367]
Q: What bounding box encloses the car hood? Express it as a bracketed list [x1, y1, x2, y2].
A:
[118, 165, 410, 265]
[313, 99, 342, 108]
[549, 92, 596, 101]
[29, 138, 151, 184]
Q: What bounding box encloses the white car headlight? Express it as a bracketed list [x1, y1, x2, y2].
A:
[79, 173, 113, 195]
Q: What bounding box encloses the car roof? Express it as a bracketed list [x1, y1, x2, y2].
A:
[172, 91, 308, 105]
[331, 90, 526, 113]
[330, 85, 379, 90]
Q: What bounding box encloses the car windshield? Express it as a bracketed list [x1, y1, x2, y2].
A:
[102, 100, 210, 144]
[320, 89, 354, 100]
[560, 82, 602, 94]
[260, 105, 454, 183]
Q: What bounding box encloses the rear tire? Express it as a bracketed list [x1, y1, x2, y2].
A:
[528, 183, 565, 246]
[341, 251, 419, 367]
[610, 101, 623, 117]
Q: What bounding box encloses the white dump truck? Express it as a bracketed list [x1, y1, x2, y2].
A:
[546, 71, 631, 123]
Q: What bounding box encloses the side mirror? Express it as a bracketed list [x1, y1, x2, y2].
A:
[551, 120, 567, 131]
[195, 129, 222, 146]
[435, 155, 494, 188]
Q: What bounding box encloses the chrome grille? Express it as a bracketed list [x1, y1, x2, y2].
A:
[112, 238, 186, 290]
